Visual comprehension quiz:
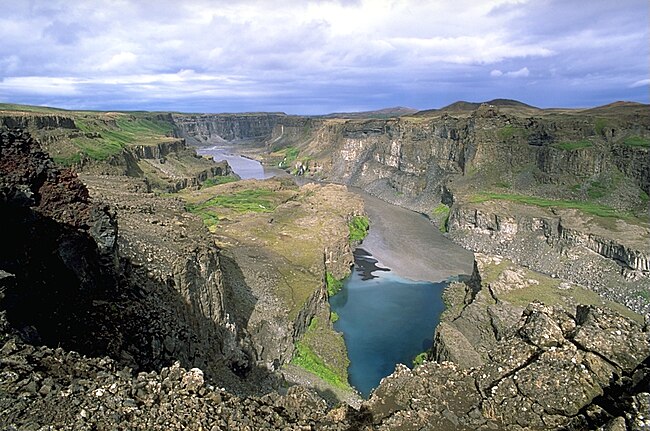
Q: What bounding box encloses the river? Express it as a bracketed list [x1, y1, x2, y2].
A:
[198, 145, 475, 398]
[196, 146, 283, 179]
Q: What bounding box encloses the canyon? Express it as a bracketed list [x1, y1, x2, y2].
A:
[1, 100, 649, 430]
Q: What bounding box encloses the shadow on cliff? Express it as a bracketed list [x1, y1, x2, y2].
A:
[0, 130, 283, 398]
[0, 197, 285, 396]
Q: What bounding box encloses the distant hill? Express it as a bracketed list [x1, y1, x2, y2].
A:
[582, 101, 649, 115]
[320, 106, 418, 119]
[413, 99, 540, 116]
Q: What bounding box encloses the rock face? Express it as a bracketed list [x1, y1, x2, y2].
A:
[0, 131, 251, 395]
[363, 302, 650, 431]
[173, 113, 291, 144]
[448, 201, 650, 315]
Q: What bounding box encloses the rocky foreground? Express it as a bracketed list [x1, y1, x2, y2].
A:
[1, 122, 649, 430]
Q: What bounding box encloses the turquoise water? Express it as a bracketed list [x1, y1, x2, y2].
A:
[329, 249, 448, 398]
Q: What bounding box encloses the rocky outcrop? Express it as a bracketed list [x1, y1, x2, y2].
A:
[0, 114, 77, 130]
[0, 131, 251, 395]
[0, 325, 336, 431]
[448, 202, 650, 315]
[131, 139, 186, 159]
[173, 113, 288, 144]
[363, 303, 650, 430]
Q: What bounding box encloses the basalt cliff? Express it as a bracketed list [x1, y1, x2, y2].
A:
[1, 101, 650, 430]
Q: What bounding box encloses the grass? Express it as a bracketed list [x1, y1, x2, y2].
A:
[326, 272, 344, 297]
[200, 175, 238, 188]
[348, 215, 370, 243]
[470, 192, 626, 219]
[474, 258, 644, 324]
[56, 113, 178, 165]
[498, 125, 527, 141]
[500, 279, 643, 324]
[594, 118, 607, 136]
[586, 180, 607, 199]
[636, 289, 650, 303]
[291, 342, 348, 389]
[623, 136, 650, 148]
[432, 203, 450, 233]
[185, 188, 278, 231]
[291, 315, 350, 389]
[278, 147, 300, 169]
[552, 140, 593, 151]
[412, 352, 428, 367]
[188, 188, 277, 214]
[640, 190, 649, 205]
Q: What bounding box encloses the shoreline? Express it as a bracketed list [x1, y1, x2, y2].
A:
[353, 188, 475, 282]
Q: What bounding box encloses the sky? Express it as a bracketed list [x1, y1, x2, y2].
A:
[0, 0, 648, 114]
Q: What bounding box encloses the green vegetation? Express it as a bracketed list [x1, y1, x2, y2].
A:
[291, 316, 350, 389]
[348, 215, 370, 242]
[586, 180, 608, 199]
[500, 279, 643, 324]
[188, 188, 277, 214]
[330, 311, 339, 323]
[326, 272, 344, 297]
[200, 175, 238, 188]
[470, 192, 626, 219]
[185, 188, 278, 231]
[278, 147, 300, 169]
[49, 114, 177, 165]
[594, 118, 607, 136]
[623, 136, 650, 148]
[291, 341, 348, 388]
[636, 290, 650, 303]
[498, 125, 527, 141]
[432, 203, 451, 233]
[412, 352, 428, 367]
[552, 140, 593, 151]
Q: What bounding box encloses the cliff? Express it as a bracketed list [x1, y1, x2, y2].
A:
[0, 131, 253, 396]
[0, 109, 233, 193]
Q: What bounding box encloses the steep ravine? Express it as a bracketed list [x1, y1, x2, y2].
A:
[172, 105, 650, 316]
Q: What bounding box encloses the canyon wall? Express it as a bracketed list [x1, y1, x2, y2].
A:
[0, 130, 254, 394]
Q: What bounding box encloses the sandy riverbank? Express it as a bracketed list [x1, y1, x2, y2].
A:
[354, 189, 475, 282]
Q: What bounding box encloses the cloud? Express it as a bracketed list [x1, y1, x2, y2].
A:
[490, 67, 529, 78]
[630, 79, 650, 88]
[0, 0, 647, 113]
[97, 52, 138, 72]
[506, 67, 530, 78]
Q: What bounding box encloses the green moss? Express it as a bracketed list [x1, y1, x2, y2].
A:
[326, 272, 344, 297]
[200, 175, 238, 188]
[432, 203, 450, 233]
[291, 342, 348, 388]
[66, 114, 177, 163]
[330, 311, 339, 323]
[189, 188, 277, 214]
[623, 136, 650, 148]
[470, 192, 627, 219]
[636, 289, 650, 302]
[348, 215, 370, 242]
[498, 125, 527, 141]
[640, 190, 649, 205]
[412, 352, 428, 367]
[278, 147, 300, 168]
[552, 140, 593, 151]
